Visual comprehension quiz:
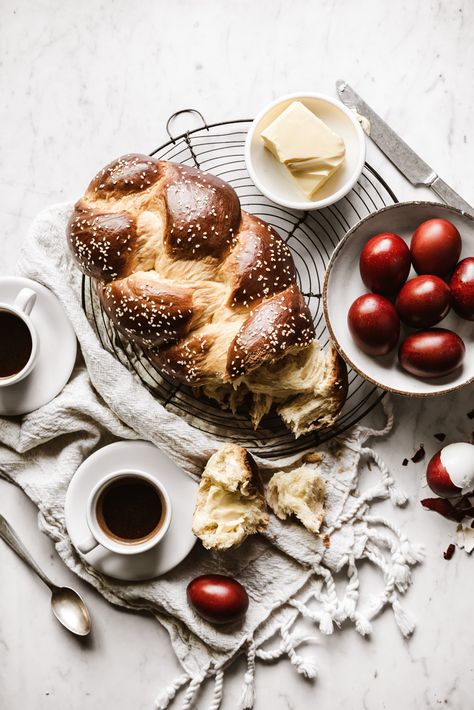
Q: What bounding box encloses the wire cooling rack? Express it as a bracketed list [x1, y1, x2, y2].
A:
[82, 110, 398, 458]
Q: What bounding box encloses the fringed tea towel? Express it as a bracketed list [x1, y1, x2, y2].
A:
[0, 204, 424, 709]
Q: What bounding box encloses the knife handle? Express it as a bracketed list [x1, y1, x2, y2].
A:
[430, 177, 474, 219]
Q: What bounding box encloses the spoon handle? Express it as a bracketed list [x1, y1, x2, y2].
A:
[0, 514, 55, 591]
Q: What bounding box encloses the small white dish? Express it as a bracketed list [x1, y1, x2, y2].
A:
[323, 202, 474, 397]
[245, 92, 366, 211]
[0, 276, 77, 416]
[65, 440, 197, 581]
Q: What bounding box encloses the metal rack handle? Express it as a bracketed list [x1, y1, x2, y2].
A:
[165, 109, 209, 143]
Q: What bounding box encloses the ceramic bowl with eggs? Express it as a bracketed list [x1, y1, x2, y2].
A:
[323, 201, 474, 397]
[245, 92, 366, 210]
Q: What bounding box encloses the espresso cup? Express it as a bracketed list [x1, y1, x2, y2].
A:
[0, 288, 38, 387]
[77, 469, 172, 556]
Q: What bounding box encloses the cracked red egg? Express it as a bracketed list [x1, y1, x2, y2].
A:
[426, 442, 474, 498]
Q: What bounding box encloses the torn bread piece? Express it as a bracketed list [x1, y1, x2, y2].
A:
[192, 444, 269, 551]
[202, 343, 348, 438]
[266, 464, 326, 534]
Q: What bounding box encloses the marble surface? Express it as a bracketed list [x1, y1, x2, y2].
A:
[1, 1, 473, 708]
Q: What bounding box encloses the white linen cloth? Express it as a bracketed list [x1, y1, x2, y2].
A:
[0, 204, 424, 709]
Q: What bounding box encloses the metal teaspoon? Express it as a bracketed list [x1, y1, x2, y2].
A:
[0, 514, 91, 636]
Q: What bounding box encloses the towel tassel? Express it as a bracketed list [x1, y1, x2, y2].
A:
[154, 672, 189, 709]
[238, 639, 256, 710]
[208, 668, 224, 710]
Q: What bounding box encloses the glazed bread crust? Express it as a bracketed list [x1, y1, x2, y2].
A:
[68, 154, 346, 434]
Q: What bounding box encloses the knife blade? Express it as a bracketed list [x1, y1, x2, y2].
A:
[336, 80, 474, 218]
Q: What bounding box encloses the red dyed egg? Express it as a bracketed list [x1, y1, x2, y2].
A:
[187, 574, 249, 624]
[398, 329, 465, 378]
[449, 257, 474, 320]
[395, 275, 451, 328]
[359, 233, 411, 295]
[348, 294, 400, 356]
[410, 219, 461, 276]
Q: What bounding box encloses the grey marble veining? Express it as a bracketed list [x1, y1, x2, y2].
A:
[0, 1, 473, 708]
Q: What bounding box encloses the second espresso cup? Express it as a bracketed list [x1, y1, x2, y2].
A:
[0, 287, 38, 387]
[77, 469, 172, 556]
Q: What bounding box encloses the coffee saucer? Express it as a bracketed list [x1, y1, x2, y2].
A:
[65, 440, 197, 581]
[0, 276, 77, 416]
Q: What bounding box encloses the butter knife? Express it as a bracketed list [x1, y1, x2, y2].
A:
[336, 80, 474, 218]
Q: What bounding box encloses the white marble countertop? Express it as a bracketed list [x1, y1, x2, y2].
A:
[1, 1, 473, 708]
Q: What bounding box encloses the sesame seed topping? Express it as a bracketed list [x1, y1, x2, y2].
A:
[70, 158, 314, 389]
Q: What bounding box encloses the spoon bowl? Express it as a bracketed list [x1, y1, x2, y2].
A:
[51, 586, 92, 636]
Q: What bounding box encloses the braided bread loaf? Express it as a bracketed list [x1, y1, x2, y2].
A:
[68, 154, 347, 436]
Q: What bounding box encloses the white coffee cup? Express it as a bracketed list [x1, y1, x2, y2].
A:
[77, 469, 172, 556]
[0, 288, 38, 387]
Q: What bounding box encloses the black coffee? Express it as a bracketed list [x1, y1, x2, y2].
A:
[97, 476, 164, 543]
[0, 311, 32, 378]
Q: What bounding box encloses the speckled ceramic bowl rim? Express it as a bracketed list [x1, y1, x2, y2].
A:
[323, 200, 474, 397]
[244, 91, 366, 210]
